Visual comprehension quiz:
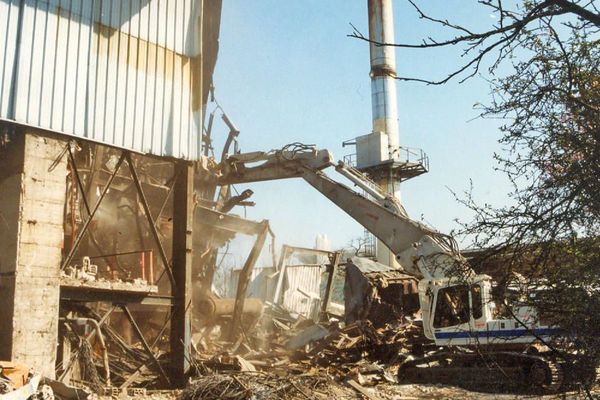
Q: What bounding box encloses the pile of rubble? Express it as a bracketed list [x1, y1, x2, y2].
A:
[186, 298, 424, 400]
[181, 374, 333, 400]
[39, 257, 428, 399]
[0, 361, 94, 400]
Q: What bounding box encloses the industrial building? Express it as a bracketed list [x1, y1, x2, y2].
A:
[0, 0, 223, 388]
[0, 1, 590, 398]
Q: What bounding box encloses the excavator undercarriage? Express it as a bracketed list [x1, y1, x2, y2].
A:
[398, 348, 567, 393]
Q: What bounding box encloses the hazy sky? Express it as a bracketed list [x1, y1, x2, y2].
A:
[210, 1, 515, 260]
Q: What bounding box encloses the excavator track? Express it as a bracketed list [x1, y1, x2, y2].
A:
[528, 358, 564, 393]
[398, 350, 566, 394]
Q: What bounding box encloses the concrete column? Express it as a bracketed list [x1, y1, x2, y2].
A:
[0, 131, 67, 377]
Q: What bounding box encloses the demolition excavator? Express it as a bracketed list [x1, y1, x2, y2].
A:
[219, 144, 590, 392]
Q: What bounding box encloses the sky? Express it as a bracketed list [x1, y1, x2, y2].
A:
[210, 1, 515, 262]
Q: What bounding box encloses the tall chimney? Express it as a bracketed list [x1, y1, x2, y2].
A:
[368, 0, 401, 267]
[352, 1, 428, 267]
[368, 0, 400, 160]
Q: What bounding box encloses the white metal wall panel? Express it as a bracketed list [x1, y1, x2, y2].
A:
[282, 265, 323, 318]
[95, 0, 199, 57]
[0, 1, 18, 118]
[227, 265, 322, 318]
[0, 0, 205, 160]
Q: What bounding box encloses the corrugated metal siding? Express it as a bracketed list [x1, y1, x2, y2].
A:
[0, 0, 210, 160]
[227, 265, 323, 319]
[282, 265, 322, 318]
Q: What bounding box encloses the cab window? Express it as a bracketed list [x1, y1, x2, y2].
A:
[433, 285, 470, 328]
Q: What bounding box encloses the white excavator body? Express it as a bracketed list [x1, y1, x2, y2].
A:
[418, 276, 558, 346]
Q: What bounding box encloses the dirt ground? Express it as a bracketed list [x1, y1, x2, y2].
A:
[105, 381, 596, 400]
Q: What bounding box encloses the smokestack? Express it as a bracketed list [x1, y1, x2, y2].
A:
[352, 1, 428, 267]
[365, 0, 402, 267]
[368, 0, 400, 161]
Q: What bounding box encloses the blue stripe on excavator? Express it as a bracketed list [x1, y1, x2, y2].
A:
[435, 328, 560, 339]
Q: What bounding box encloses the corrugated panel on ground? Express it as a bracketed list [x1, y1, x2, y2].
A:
[282, 265, 322, 318]
[0, 0, 218, 160]
[228, 265, 323, 319]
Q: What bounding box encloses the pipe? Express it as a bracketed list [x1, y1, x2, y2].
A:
[368, 0, 403, 267]
[149, 249, 154, 285]
[195, 296, 264, 321]
[140, 251, 146, 281]
[368, 0, 400, 155]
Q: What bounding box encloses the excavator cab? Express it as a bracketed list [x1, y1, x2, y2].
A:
[433, 284, 476, 329]
[421, 275, 558, 347]
[423, 278, 491, 346]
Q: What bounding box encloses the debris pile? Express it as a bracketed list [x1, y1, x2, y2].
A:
[180, 374, 333, 400]
[181, 258, 427, 400]
[58, 305, 167, 391]
[0, 362, 32, 396]
[303, 320, 424, 369]
[53, 257, 431, 399]
[0, 362, 96, 400]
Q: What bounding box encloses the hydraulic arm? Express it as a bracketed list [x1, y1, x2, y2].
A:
[219, 146, 467, 280]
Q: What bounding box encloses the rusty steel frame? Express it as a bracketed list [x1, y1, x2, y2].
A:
[228, 221, 270, 342]
[169, 161, 194, 387]
[61, 151, 126, 271]
[120, 304, 171, 387]
[120, 306, 177, 390]
[66, 146, 119, 271]
[59, 147, 195, 390]
[125, 152, 176, 289]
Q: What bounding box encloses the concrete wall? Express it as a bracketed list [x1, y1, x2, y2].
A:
[0, 131, 67, 377]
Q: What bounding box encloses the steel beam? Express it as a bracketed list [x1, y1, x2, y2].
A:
[154, 169, 180, 229]
[169, 161, 194, 388]
[61, 152, 125, 271]
[195, 206, 267, 236]
[229, 221, 269, 341]
[126, 153, 176, 288]
[321, 252, 342, 317]
[272, 245, 293, 305]
[60, 286, 173, 306]
[120, 305, 171, 387]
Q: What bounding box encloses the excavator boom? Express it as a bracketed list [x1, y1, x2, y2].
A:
[219, 146, 461, 279]
[300, 166, 430, 277]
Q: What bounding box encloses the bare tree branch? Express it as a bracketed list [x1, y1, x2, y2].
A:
[348, 0, 600, 84]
